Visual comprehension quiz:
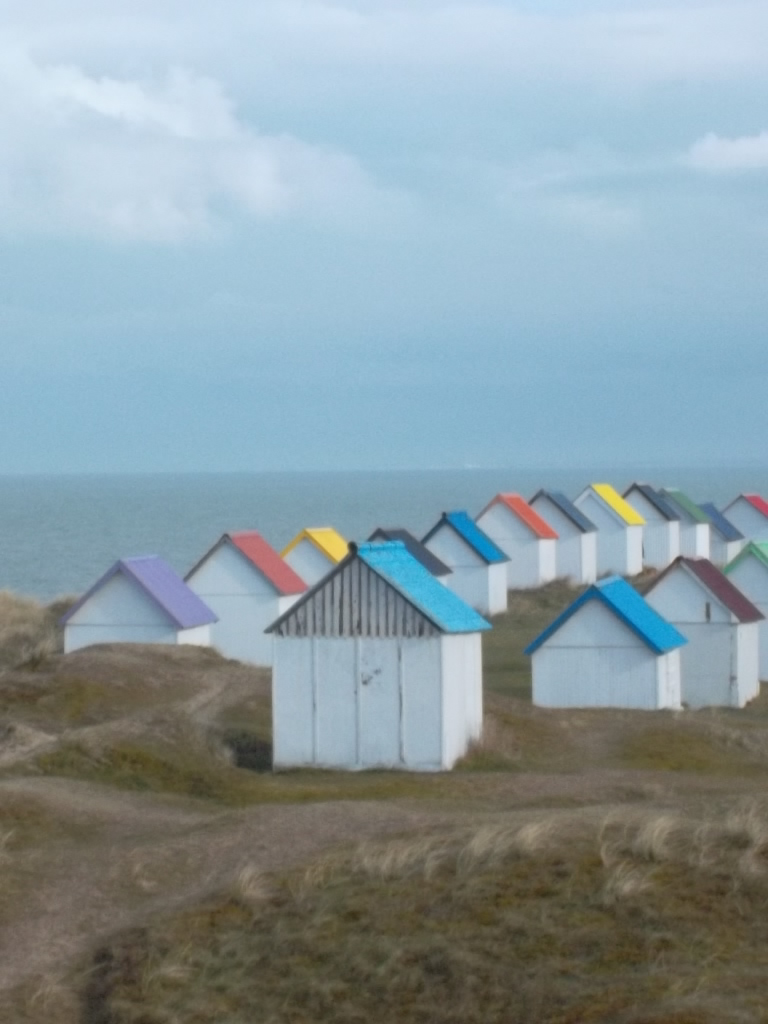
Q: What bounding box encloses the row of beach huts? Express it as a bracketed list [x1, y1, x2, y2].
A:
[57, 484, 768, 772]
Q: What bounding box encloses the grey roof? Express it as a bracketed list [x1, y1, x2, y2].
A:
[530, 490, 597, 533]
[623, 483, 681, 522]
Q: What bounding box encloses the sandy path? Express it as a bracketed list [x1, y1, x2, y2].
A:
[0, 776, 443, 1000]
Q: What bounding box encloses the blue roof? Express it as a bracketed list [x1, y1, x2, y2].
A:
[524, 576, 687, 656]
[422, 511, 508, 565]
[699, 503, 745, 542]
[357, 542, 491, 634]
[530, 490, 597, 533]
[61, 556, 217, 630]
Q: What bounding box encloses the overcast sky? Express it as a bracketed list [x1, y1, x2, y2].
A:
[1, 0, 767, 473]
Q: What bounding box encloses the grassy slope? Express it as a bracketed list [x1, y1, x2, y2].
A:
[4, 584, 768, 1022]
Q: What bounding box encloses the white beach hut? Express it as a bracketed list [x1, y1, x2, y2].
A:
[722, 495, 768, 543]
[281, 527, 348, 586]
[61, 556, 216, 654]
[724, 542, 768, 682]
[622, 483, 681, 570]
[573, 484, 645, 577]
[421, 511, 509, 616]
[529, 489, 597, 584]
[475, 493, 558, 589]
[660, 489, 711, 560]
[267, 541, 491, 771]
[644, 556, 763, 708]
[185, 531, 307, 666]
[699, 503, 745, 567]
[524, 576, 685, 709]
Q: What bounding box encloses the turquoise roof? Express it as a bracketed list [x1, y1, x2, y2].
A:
[357, 541, 491, 634]
[524, 576, 686, 656]
[422, 510, 508, 565]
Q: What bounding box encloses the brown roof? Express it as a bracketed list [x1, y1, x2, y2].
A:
[646, 556, 764, 624]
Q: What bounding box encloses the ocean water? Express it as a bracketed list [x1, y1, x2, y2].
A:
[1, 467, 767, 600]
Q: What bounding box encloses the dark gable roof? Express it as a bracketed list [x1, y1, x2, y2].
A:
[623, 483, 681, 522]
[646, 556, 764, 624]
[699, 503, 744, 543]
[368, 528, 452, 577]
[530, 490, 596, 533]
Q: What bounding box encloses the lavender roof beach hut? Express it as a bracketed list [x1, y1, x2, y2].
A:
[61, 556, 216, 654]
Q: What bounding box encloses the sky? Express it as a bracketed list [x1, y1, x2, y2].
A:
[1, 0, 767, 473]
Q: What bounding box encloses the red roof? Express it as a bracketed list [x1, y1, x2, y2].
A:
[646, 556, 764, 624]
[481, 494, 558, 540]
[745, 494, 768, 520]
[229, 532, 308, 595]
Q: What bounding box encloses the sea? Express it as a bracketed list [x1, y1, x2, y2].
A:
[1, 467, 767, 601]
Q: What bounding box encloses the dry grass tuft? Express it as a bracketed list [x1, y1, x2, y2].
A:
[0, 592, 70, 671]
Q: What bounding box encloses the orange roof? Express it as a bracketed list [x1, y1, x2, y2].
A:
[481, 494, 558, 540]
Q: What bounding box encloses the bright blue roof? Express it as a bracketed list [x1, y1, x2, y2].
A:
[357, 541, 491, 633]
[61, 556, 217, 629]
[422, 511, 508, 564]
[699, 503, 745, 542]
[524, 576, 687, 656]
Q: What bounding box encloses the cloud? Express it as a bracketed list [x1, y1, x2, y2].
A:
[0, 48, 402, 242]
[688, 130, 768, 171]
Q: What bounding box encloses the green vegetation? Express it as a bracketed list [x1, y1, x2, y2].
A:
[72, 805, 768, 1024]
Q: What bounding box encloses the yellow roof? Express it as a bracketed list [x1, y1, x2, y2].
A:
[591, 484, 645, 526]
[281, 527, 349, 563]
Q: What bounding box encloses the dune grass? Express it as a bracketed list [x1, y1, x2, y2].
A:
[0, 592, 71, 672]
[66, 804, 768, 1024]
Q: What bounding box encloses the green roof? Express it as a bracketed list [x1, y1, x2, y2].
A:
[724, 541, 768, 574]
[662, 488, 711, 525]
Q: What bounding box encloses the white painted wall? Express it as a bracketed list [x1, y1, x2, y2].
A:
[529, 495, 597, 584]
[283, 539, 335, 587]
[574, 492, 643, 576]
[475, 503, 555, 588]
[724, 500, 768, 542]
[708, 535, 745, 568]
[678, 522, 710, 560]
[645, 566, 758, 707]
[530, 600, 679, 709]
[424, 524, 499, 615]
[187, 542, 301, 665]
[726, 557, 768, 680]
[624, 491, 680, 569]
[272, 633, 482, 771]
[64, 572, 204, 653]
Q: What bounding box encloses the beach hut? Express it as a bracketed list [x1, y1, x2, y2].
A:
[724, 542, 768, 682]
[267, 541, 491, 771]
[421, 511, 509, 615]
[622, 483, 681, 570]
[698, 503, 745, 567]
[281, 527, 348, 586]
[185, 531, 307, 666]
[659, 489, 711, 560]
[644, 556, 762, 708]
[722, 495, 768, 543]
[368, 528, 452, 583]
[474, 493, 558, 588]
[61, 556, 216, 654]
[573, 484, 645, 576]
[529, 489, 597, 584]
[524, 576, 685, 709]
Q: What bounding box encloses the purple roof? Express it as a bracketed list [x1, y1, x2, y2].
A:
[61, 556, 217, 630]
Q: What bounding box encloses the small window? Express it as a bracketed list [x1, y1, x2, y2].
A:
[705, 601, 711, 622]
